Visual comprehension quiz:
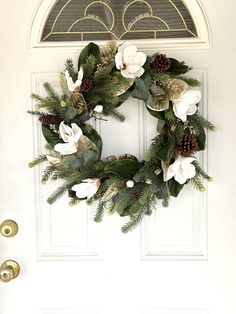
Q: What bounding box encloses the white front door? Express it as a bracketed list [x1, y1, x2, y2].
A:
[0, 1, 236, 314]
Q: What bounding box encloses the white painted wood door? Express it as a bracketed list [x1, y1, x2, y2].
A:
[0, 1, 236, 314]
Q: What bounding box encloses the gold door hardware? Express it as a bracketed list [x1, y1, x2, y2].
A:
[0, 260, 20, 283]
[0, 220, 18, 238]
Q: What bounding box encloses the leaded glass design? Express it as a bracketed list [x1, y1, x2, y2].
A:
[42, 0, 197, 42]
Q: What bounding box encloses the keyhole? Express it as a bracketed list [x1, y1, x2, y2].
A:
[4, 228, 11, 235]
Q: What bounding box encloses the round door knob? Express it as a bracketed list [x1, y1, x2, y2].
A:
[0, 260, 20, 283]
[0, 220, 18, 238]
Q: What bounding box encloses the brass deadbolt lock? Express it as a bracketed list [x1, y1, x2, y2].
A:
[0, 260, 20, 283]
[0, 220, 18, 238]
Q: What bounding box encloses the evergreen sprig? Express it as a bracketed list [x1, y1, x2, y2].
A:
[28, 155, 47, 168]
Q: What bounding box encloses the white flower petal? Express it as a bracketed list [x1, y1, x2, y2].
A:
[121, 69, 135, 78]
[133, 67, 144, 78]
[94, 105, 103, 113]
[173, 101, 189, 122]
[174, 170, 188, 184]
[77, 67, 84, 82]
[126, 52, 146, 67]
[122, 44, 137, 61]
[71, 123, 83, 143]
[181, 163, 196, 180]
[72, 179, 100, 199]
[187, 103, 197, 116]
[59, 122, 72, 142]
[72, 183, 89, 199]
[165, 160, 180, 182]
[65, 70, 75, 92]
[54, 143, 77, 155]
[118, 42, 131, 54]
[115, 52, 123, 70]
[182, 89, 201, 105]
[126, 64, 141, 74]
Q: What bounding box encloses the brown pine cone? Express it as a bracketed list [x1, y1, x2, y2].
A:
[178, 133, 198, 156]
[153, 54, 171, 72]
[80, 79, 93, 93]
[39, 115, 62, 126]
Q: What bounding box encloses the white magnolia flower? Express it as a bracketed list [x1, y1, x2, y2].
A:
[126, 180, 135, 188]
[172, 89, 201, 122]
[65, 68, 84, 92]
[94, 105, 103, 113]
[115, 43, 146, 79]
[54, 122, 82, 155]
[163, 156, 196, 184]
[72, 178, 101, 199]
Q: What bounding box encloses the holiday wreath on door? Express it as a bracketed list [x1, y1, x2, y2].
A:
[29, 41, 215, 233]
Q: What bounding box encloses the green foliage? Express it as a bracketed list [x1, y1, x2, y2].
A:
[167, 179, 184, 197]
[78, 42, 100, 67]
[94, 201, 106, 222]
[189, 113, 216, 131]
[28, 155, 47, 168]
[168, 58, 190, 75]
[41, 165, 55, 183]
[104, 159, 141, 180]
[29, 41, 215, 233]
[65, 59, 77, 81]
[178, 75, 201, 87]
[108, 109, 125, 122]
[42, 125, 62, 146]
[82, 55, 97, 80]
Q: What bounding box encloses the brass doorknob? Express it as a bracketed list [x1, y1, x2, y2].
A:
[0, 260, 20, 282]
[0, 220, 18, 238]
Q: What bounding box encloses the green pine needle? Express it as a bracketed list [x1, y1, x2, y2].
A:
[94, 201, 106, 222]
[28, 155, 47, 168]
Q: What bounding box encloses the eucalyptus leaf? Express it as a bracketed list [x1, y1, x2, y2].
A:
[82, 150, 98, 165]
[62, 156, 82, 171]
[150, 84, 165, 95]
[131, 78, 149, 101]
[104, 159, 141, 180]
[65, 107, 79, 120]
[42, 125, 62, 146]
[78, 42, 100, 67]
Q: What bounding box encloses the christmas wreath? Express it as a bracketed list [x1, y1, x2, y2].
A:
[29, 41, 215, 233]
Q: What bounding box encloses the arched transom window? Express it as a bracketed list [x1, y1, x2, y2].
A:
[41, 0, 198, 42]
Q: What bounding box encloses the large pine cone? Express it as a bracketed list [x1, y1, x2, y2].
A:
[153, 54, 171, 72]
[39, 115, 62, 126]
[178, 133, 198, 156]
[80, 79, 93, 93]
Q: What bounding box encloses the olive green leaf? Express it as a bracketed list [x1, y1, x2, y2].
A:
[104, 159, 141, 180]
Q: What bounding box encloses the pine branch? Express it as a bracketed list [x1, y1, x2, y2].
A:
[82, 55, 97, 80]
[144, 135, 164, 161]
[165, 110, 175, 122]
[47, 182, 73, 204]
[65, 59, 77, 81]
[193, 160, 212, 181]
[31, 93, 44, 102]
[27, 110, 46, 116]
[178, 75, 201, 87]
[108, 109, 125, 122]
[189, 113, 216, 131]
[94, 201, 106, 222]
[43, 82, 60, 103]
[190, 176, 206, 192]
[121, 214, 143, 233]
[28, 155, 47, 168]
[174, 123, 185, 144]
[41, 165, 55, 183]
